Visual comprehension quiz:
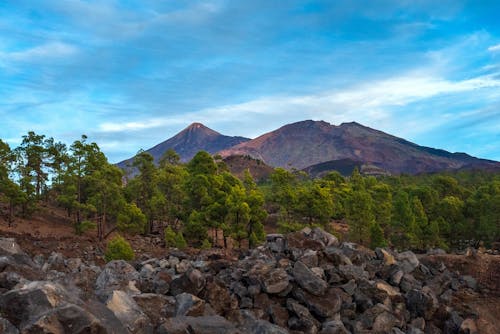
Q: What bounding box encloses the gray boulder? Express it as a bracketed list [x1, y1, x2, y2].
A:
[23, 304, 107, 334]
[293, 287, 342, 318]
[266, 234, 287, 253]
[261, 267, 289, 294]
[170, 268, 206, 296]
[105, 290, 152, 333]
[287, 298, 320, 334]
[292, 261, 327, 296]
[133, 293, 172, 326]
[175, 292, 206, 316]
[157, 315, 240, 334]
[95, 260, 140, 300]
[0, 317, 19, 334]
[320, 320, 351, 334]
[397, 251, 420, 274]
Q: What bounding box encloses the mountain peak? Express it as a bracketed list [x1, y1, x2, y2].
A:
[339, 121, 366, 128]
[181, 122, 220, 137]
[186, 122, 208, 129]
[117, 123, 250, 168]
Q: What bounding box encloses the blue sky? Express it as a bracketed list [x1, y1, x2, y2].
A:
[1, 0, 500, 163]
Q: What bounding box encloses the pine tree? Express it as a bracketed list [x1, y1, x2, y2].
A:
[345, 190, 374, 245]
[369, 221, 387, 249]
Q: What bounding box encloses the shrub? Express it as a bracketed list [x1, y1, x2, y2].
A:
[104, 235, 134, 262]
[164, 226, 176, 247]
[175, 232, 187, 249]
[201, 239, 212, 250]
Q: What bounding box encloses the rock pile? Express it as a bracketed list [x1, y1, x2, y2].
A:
[0, 228, 484, 333]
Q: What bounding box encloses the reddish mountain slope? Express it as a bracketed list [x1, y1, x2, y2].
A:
[219, 120, 499, 174]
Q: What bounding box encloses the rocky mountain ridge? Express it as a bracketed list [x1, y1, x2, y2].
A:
[219, 120, 500, 175]
[0, 228, 494, 333]
[117, 120, 499, 176]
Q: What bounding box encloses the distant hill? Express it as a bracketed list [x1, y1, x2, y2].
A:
[117, 123, 249, 170]
[223, 155, 274, 182]
[219, 120, 500, 175]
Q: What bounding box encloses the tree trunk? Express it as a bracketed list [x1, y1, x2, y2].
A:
[8, 200, 14, 227]
[100, 202, 106, 241]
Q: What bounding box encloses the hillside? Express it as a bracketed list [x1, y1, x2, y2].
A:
[117, 123, 249, 170]
[223, 155, 274, 182]
[219, 120, 500, 174]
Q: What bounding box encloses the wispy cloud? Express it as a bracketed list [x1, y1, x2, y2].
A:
[4, 42, 76, 60]
[96, 71, 500, 138]
[488, 43, 500, 52]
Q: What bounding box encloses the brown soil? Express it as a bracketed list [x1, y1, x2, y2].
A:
[423, 253, 500, 334]
[423, 253, 500, 295]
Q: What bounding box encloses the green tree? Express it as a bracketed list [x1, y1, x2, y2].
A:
[128, 151, 161, 233]
[87, 164, 125, 240]
[391, 190, 415, 248]
[345, 190, 374, 245]
[226, 184, 251, 246]
[157, 161, 188, 227]
[184, 210, 208, 245]
[187, 151, 217, 176]
[244, 171, 267, 247]
[62, 135, 107, 231]
[409, 197, 427, 249]
[369, 221, 387, 249]
[438, 195, 466, 243]
[370, 183, 393, 229]
[295, 183, 333, 227]
[159, 149, 181, 167]
[0, 141, 26, 225]
[117, 203, 147, 234]
[15, 131, 48, 198]
[269, 168, 298, 224]
[466, 183, 500, 245]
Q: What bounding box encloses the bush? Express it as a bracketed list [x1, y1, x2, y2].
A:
[175, 232, 187, 249]
[104, 235, 135, 262]
[164, 226, 176, 247]
[201, 239, 212, 249]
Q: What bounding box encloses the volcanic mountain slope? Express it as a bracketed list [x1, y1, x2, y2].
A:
[117, 123, 249, 169]
[223, 155, 275, 182]
[219, 120, 500, 174]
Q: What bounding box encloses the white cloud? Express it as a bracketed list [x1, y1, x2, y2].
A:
[96, 71, 500, 139]
[99, 117, 183, 132]
[1, 42, 78, 63]
[487, 44, 500, 52]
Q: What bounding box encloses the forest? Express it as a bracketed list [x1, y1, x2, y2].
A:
[0, 131, 499, 251]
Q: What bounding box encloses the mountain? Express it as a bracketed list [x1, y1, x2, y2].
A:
[219, 120, 500, 175]
[117, 123, 249, 169]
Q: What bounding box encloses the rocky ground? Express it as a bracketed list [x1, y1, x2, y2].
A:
[0, 227, 498, 334]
